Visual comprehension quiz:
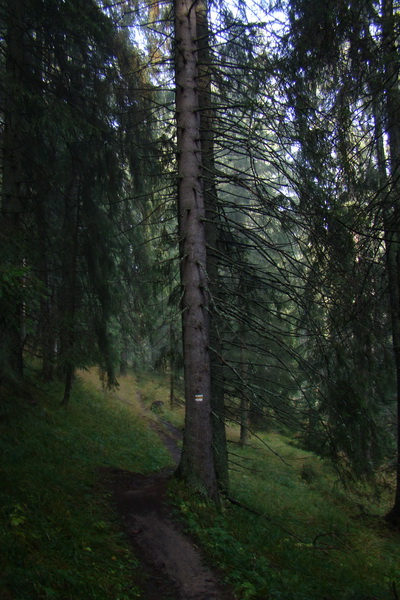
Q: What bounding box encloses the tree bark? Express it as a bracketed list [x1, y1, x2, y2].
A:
[196, 0, 229, 491]
[239, 321, 249, 447]
[169, 323, 176, 408]
[174, 0, 218, 499]
[0, 0, 26, 385]
[380, 0, 400, 527]
[59, 182, 80, 407]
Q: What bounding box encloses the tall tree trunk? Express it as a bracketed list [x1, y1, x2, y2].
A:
[39, 250, 56, 382]
[380, 0, 400, 526]
[196, 0, 229, 491]
[239, 321, 249, 447]
[169, 323, 176, 408]
[174, 0, 218, 499]
[59, 183, 80, 407]
[0, 0, 26, 385]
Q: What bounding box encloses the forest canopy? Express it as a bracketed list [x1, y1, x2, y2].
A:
[1, 0, 400, 520]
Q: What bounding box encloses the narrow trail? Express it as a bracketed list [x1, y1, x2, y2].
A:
[101, 393, 233, 600]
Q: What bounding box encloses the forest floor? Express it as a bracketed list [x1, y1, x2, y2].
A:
[99, 393, 233, 600]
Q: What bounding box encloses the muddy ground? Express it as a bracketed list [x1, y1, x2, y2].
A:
[101, 419, 234, 600]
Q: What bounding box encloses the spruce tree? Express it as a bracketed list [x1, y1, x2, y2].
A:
[173, 0, 218, 498]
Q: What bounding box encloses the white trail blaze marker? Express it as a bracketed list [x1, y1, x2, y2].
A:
[195, 394, 203, 402]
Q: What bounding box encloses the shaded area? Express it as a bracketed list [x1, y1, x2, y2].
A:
[157, 418, 183, 464]
[100, 409, 232, 600]
[102, 467, 232, 600]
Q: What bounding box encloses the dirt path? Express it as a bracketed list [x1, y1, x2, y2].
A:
[101, 413, 233, 600]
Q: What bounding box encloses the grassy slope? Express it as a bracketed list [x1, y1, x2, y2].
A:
[0, 370, 172, 600]
[1, 369, 400, 600]
[171, 426, 400, 600]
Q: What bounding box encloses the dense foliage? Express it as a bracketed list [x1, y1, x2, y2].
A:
[0, 0, 159, 400]
[1, 0, 400, 513]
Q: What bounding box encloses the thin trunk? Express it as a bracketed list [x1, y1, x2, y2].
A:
[0, 0, 26, 385]
[34, 180, 56, 381]
[62, 364, 75, 407]
[40, 271, 56, 382]
[169, 323, 176, 408]
[239, 322, 249, 447]
[59, 184, 80, 407]
[174, 0, 218, 499]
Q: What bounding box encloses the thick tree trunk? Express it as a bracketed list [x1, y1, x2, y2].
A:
[370, 72, 400, 525]
[380, 0, 400, 527]
[174, 0, 218, 499]
[196, 0, 229, 491]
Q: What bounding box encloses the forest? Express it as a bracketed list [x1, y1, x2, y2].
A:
[2, 0, 400, 597]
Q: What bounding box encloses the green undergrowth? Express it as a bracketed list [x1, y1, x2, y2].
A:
[169, 431, 400, 600]
[136, 371, 185, 430]
[3, 368, 399, 600]
[0, 370, 171, 600]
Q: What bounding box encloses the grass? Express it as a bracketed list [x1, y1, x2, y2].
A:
[2, 368, 400, 600]
[169, 428, 400, 600]
[135, 371, 185, 430]
[0, 369, 172, 600]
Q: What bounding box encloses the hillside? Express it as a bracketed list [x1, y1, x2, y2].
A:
[1, 370, 399, 600]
